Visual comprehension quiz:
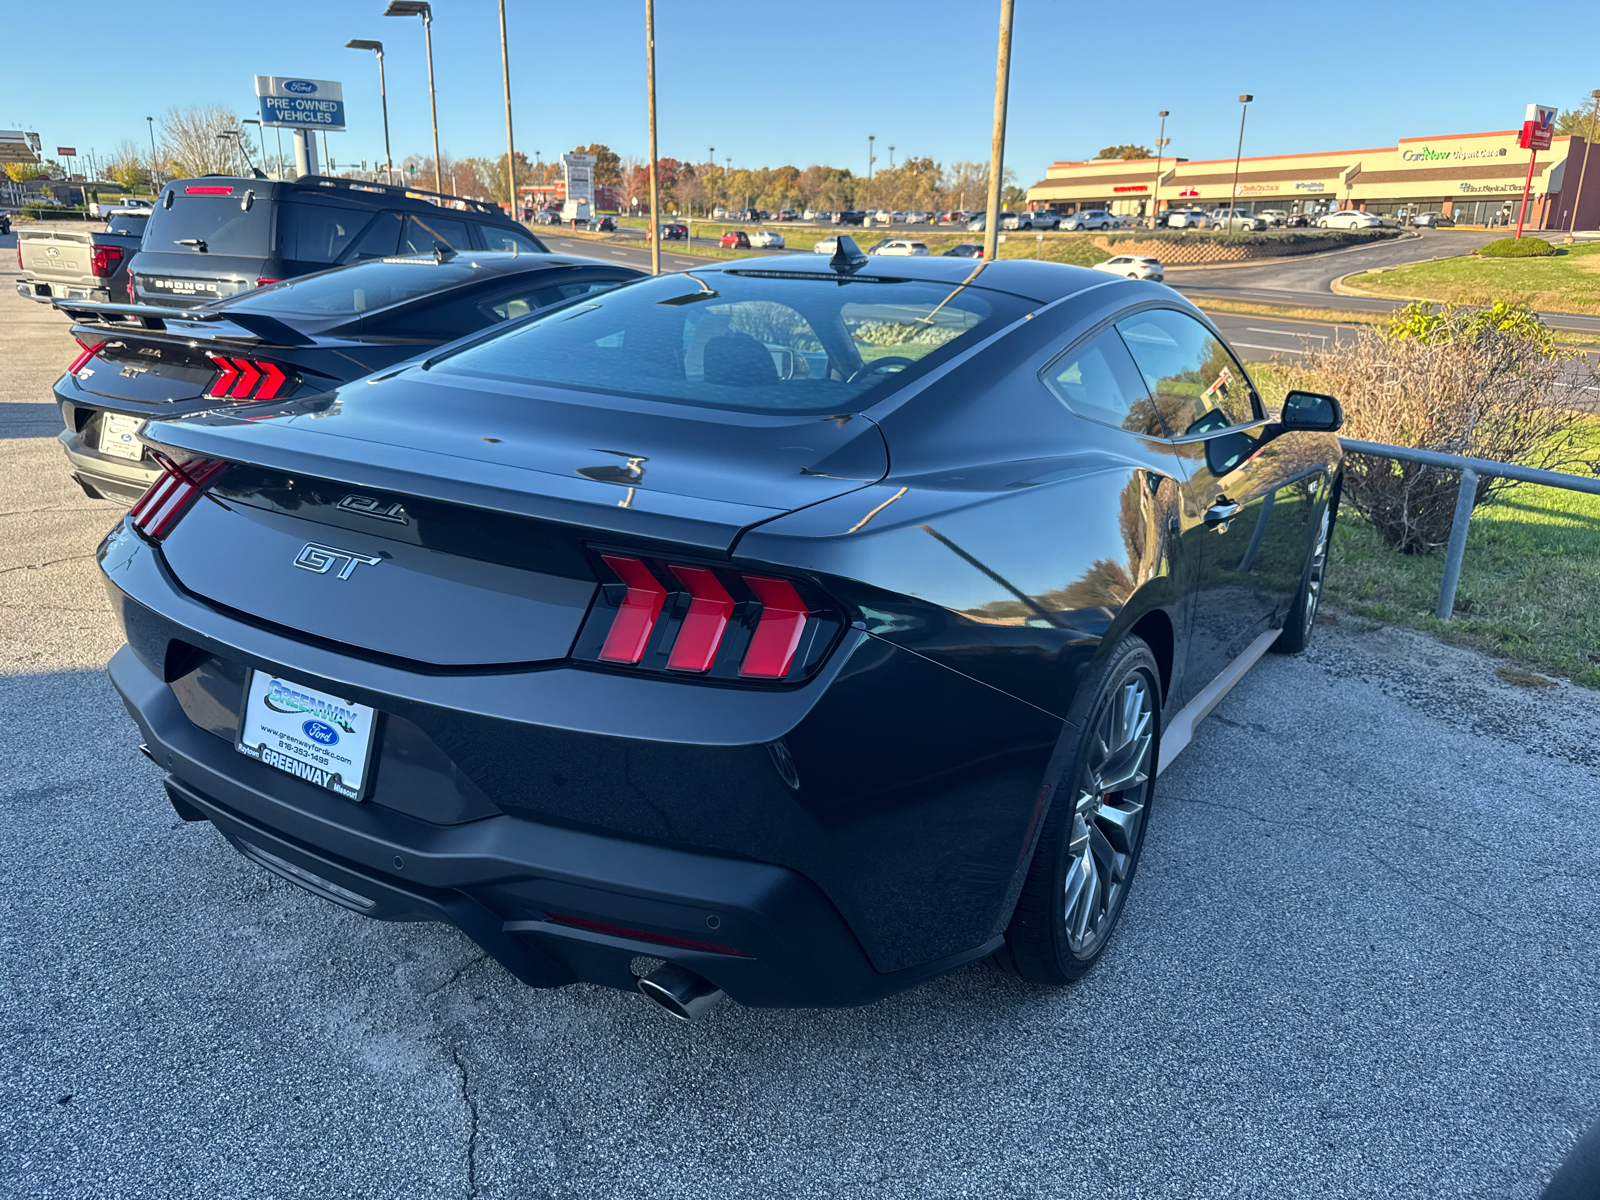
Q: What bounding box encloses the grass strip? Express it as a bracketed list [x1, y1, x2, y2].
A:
[1340, 242, 1600, 316]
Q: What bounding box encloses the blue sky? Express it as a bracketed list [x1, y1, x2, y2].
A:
[6, 0, 1598, 183]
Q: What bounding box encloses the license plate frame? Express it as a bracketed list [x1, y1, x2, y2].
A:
[98, 412, 146, 461]
[235, 671, 378, 800]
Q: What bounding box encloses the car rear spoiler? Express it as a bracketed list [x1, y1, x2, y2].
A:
[50, 298, 312, 346]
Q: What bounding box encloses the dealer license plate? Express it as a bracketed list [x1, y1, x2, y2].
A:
[236, 671, 377, 800]
[99, 413, 146, 461]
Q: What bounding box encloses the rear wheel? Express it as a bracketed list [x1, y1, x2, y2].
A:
[998, 636, 1160, 985]
[1273, 502, 1332, 654]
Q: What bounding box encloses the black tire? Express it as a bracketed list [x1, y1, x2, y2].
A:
[1272, 497, 1334, 655]
[998, 635, 1161, 985]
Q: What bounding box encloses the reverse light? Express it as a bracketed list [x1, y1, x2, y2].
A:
[129, 454, 227, 541]
[579, 553, 838, 684]
[204, 356, 292, 402]
[68, 339, 106, 374]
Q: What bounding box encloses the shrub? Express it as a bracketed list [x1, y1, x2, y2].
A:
[1475, 237, 1556, 258]
[1278, 302, 1599, 553]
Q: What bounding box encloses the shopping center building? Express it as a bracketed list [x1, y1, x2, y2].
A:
[1026, 128, 1599, 229]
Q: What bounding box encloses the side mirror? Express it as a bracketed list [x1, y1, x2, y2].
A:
[1279, 389, 1343, 433]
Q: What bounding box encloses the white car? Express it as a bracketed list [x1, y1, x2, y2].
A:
[1317, 210, 1383, 229]
[1061, 209, 1117, 231]
[1164, 209, 1209, 229]
[871, 210, 893, 225]
[869, 239, 930, 256]
[748, 229, 786, 248]
[1092, 255, 1164, 281]
[812, 236, 840, 255]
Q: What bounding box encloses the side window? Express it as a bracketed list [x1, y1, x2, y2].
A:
[400, 213, 472, 255]
[478, 224, 543, 254]
[281, 204, 373, 264]
[1114, 309, 1259, 437]
[480, 277, 628, 323]
[1042, 330, 1163, 437]
[341, 211, 402, 261]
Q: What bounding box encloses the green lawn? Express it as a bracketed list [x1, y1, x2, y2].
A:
[1344, 241, 1600, 315]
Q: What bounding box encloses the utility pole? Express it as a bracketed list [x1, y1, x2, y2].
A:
[498, 0, 517, 218]
[982, 0, 1015, 262]
[1150, 110, 1169, 228]
[645, 0, 661, 276]
[1565, 89, 1600, 243]
[1229, 95, 1253, 220]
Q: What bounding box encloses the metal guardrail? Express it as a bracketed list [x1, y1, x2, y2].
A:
[1338, 437, 1600, 620]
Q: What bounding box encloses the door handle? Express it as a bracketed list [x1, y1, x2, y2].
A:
[1204, 499, 1242, 531]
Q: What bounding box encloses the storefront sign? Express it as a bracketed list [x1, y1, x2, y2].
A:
[1112, 184, 1148, 193]
[1178, 188, 1199, 197]
[1402, 145, 1509, 162]
[1459, 181, 1528, 193]
[1294, 181, 1329, 190]
[1519, 103, 1556, 152]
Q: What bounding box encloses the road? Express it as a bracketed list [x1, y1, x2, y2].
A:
[3, 231, 1599, 1198]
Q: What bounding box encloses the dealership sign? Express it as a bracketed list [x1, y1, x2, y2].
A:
[57, 146, 76, 157]
[1519, 103, 1556, 152]
[254, 76, 346, 130]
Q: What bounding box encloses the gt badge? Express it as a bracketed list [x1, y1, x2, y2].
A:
[293, 543, 382, 580]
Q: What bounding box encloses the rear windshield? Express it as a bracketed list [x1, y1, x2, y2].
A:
[106, 214, 148, 237]
[146, 189, 276, 257]
[435, 269, 1027, 414]
[228, 258, 484, 316]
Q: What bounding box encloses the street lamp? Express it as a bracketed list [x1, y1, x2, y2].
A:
[146, 116, 160, 189]
[868, 134, 875, 182]
[889, 144, 895, 171]
[217, 129, 241, 176]
[345, 39, 393, 185]
[242, 119, 265, 174]
[383, 0, 442, 195]
[1150, 110, 1170, 227]
[1565, 88, 1600, 243]
[1229, 94, 1254, 219]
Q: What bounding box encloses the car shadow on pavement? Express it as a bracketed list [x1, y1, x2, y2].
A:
[0, 402, 68, 439]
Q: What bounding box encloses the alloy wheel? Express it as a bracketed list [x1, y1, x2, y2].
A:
[1063, 674, 1155, 956]
[1303, 507, 1331, 639]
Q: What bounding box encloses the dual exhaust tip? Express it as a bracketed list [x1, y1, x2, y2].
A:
[637, 962, 724, 1021]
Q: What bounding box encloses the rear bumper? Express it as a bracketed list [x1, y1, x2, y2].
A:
[15, 278, 113, 303]
[112, 643, 999, 1008]
[58, 427, 159, 504]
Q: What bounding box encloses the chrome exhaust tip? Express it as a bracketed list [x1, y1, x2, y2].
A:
[637, 962, 725, 1021]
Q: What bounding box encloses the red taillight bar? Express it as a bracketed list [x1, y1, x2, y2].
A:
[129, 455, 227, 541]
[255, 277, 281, 288]
[541, 912, 751, 957]
[205, 355, 290, 402]
[228, 359, 261, 399]
[89, 244, 124, 277]
[597, 554, 669, 664]
[68, 339, 105, 375]
[254, 361, 288, 400]
[740, 576, 811, 679]
[665, 565, 734, 673]
[207, 358, 241, 398]
[184, 186, 233, 195]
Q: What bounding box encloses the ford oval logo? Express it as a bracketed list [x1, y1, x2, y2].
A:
[284, 79, 318, 95]
[302, 719, 340, 746]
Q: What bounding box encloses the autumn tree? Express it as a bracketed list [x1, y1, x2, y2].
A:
[1557, 98, 1600, 143]
[159, 104, 250, 177]
[105, 140, 149, 191]
[572, 143, 622, 187]
[1096, 144, 1154, 161]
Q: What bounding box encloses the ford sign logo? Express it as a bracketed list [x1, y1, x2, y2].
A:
[302, 719, 340, 746]
[284, 80, 318, 95]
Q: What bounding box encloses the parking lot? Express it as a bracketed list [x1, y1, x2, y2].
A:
[3, 233, 1599, 1199]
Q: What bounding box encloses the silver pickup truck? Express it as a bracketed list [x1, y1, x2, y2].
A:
[15, 214, 146, 305]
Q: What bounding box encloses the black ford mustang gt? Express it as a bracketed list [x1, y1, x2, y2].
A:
[53, 252, 641, 503]
[101, 240, 1344, 1018]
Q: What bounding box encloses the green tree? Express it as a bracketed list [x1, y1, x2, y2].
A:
[1557, 98, 1600, 142]
[572, 143, 621, 187]
[1096, 144, 1153, 160]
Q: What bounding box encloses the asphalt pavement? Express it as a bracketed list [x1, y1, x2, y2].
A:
[3, 232, 1599, 1199]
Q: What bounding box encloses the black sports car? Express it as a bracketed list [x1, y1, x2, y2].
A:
[53, 252, 641, 503]
[102, 238, 1343, 1018]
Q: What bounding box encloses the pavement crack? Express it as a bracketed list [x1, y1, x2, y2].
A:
[0, 554, 95, 576]
[426, 951, 488, 997]
[449, 1044, 482, 1200]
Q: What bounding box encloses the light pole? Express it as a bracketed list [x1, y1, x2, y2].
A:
[982, 0, 1015, 263]
[146, 116, 160, 189]
[889, 145, 895, 171]
[216, 130, 242, 176]
[243, 119, 266, 174]
[868, 134, 875, 182]
[384, 1, 442, 195]
[645, 0, 660, 275]
[1150, 110, 1169, 227]
[1229, 94, 1253, 219]
[496, 0, 518, 217]
[1565, 89, 1600, 243]
[345, 39, 393, 185]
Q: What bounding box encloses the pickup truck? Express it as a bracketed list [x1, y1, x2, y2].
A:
[16, 214, 147, 305]
[88, 197, 154, 218]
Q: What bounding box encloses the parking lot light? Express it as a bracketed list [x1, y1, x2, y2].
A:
[1230, 95, 1254, 221]
[1151, 110, 1169, 227]
[345, 39, 393, 186]
[1565, 89, 1600, 244]
[383, 1, 442, 195]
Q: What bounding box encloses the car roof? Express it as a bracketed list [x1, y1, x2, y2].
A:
[698, 251, 1107, 304]
[166, 174, 519, 224]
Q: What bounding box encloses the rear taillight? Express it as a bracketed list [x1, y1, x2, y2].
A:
[68, 339, 105, 374]
[576, 553, 840, 684]
[184, 185, 233, 195]
[204, 356, 291, 402]
[129, 454, 227, 541]
[254, 277, 281, 288]
[89, 244, 124, 277]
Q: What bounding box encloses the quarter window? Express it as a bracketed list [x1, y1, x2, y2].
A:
[400, 213, 472, 255]
[1114, 309, 1259, 437]
[1043, 330, 1163, 436]
[479, 225, 544, 254]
